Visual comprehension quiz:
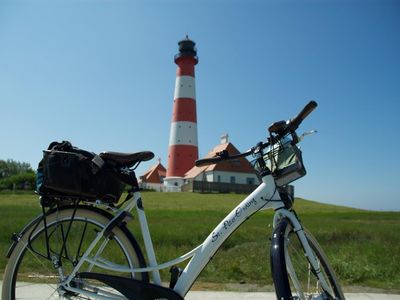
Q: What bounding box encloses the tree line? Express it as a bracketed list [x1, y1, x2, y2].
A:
[0, 159, 35, 191]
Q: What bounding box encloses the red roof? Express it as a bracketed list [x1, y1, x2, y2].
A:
[140, 162, 166, 184]
[185, 142, 256, 179]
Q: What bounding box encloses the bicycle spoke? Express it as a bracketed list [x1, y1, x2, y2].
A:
[75, 220, 89, 263]
[20, 241, 61, 291]
[281, 225, 341, 299]
[285, 241, 305, 299]
[44, 288, 59, 300]
[3, 207, 145, 300]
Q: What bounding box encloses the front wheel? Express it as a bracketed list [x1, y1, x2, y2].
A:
[271, 218, 345, 300]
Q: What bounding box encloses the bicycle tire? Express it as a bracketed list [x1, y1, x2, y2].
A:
[271, 218, 345, 300]
[2, 205, 148, 300]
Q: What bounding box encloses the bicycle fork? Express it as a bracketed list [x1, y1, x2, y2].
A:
[273, 209, 332, 295]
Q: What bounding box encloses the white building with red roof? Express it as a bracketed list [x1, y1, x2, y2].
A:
[139, 160, 166, 192]
[183, 135, 260, 191]
[140, 136, 259, 193]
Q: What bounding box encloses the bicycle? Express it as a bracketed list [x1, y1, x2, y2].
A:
[2, 101, 345, 300]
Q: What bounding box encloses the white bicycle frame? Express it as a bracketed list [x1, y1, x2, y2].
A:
[63, 172, 331, 299]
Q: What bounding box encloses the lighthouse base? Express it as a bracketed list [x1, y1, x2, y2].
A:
[163, 176, 185, 192]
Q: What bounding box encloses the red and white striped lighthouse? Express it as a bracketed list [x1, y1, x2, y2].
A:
[164, 36, 199, 191]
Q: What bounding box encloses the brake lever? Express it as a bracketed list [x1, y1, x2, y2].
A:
[298, 130, 317, 142]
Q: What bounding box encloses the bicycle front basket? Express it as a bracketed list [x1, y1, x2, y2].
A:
[263, 140, 306, 186]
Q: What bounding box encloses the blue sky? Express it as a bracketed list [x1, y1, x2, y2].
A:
[1, 0, 399, 211]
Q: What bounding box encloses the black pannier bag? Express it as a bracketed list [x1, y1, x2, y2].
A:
[37, 141, 124, 203]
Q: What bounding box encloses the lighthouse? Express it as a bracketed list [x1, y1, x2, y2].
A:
[164, 36, 199, 192]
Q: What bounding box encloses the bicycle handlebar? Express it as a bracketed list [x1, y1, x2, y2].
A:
[288, 100, 318, 131]
[195, 101, 318, 167]
[195, 156, 224, 167]
[195, 150, 252, 167]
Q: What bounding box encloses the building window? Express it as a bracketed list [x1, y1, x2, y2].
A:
[247, 177, 255, 185]
[230, 176, 236, 184]
[217, 175, 221, 182]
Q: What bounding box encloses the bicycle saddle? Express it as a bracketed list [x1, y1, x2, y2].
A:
[100, 151, 154, 167]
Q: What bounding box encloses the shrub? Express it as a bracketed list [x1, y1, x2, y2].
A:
[0, 171, 36, 191]
[0, 159, 33, 179]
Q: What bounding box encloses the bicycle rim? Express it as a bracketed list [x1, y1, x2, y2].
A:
[2, 206, 146, 300]
[271, 218, 345, 300]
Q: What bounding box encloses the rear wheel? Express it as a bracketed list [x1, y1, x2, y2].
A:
[271, 218, 345, 300]
[2, 206, 148, 299]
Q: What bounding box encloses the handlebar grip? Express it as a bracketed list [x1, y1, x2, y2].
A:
[195, 157, 223, 167]
[289, 100, 318, 130]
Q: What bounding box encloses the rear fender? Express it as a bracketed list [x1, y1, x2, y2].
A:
[6, 214, 43, 258]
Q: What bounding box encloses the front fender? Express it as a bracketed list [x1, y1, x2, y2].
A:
[270, 217, 292, 300]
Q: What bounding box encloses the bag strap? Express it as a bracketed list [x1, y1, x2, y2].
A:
[47, 141, 73, 151]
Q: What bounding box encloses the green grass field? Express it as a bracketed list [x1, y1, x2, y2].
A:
[0, 192, 399, 292]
